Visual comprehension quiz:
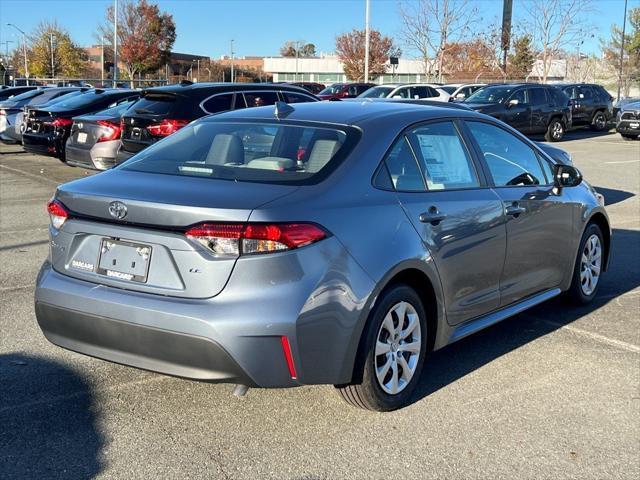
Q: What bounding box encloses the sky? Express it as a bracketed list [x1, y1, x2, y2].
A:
[0, 0, 630, 60]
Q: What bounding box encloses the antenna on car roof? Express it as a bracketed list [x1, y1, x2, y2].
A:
[274, 101, 294, 118]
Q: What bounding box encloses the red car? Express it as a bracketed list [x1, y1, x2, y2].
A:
[317, 83, 375, 100]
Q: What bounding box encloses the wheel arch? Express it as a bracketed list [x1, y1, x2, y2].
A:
[587, 211, 611, 271]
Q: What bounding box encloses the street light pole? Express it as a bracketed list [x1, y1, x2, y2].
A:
[617, 0, 628, 102]
[364, 0, 370, 83]
[197, 59, 200, 82]
[113, 0, 118, 85]
[50, 33, 56, 79]
[101, 36, 105, 85]
[6, 24, 28, 85]
[295, 41, 300, 81]
[230, 39, 235, 83]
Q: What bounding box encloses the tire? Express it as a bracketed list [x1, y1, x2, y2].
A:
[336, 284, 428, 411]
[545, 118, 565, 142]
[566, 223, 604, 305]
[590, 111, 608, 131]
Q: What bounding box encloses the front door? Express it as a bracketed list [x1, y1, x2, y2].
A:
[503, 89, 531, 133]
[382, 121, 507, 325]
[464, 120, 576, 306]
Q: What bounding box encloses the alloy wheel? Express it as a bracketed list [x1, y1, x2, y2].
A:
[552, 121, 564, 139]
[580, 234, 602, 296]
[374, 301, 422, 395]
[594, 113, 606, 130]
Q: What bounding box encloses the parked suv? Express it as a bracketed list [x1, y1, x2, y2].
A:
[560, 83, 613, 131]
[464, 83, 572, 141]
[117, 82, 318, 163]
[357, 83, 451, 102]
[616, 100, 640, 140]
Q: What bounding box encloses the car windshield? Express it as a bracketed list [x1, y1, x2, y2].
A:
[358, 86, 395, 98]
[51, 91, 114, 109]
[318, 84, 345, 95]
[119, 120, 358, 185]
[465, 86, 515, 104]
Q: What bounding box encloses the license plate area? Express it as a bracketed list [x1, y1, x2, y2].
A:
[629, 122, 639, 129]
[96, 239, 152, 283]
[77, 132, 88, 143]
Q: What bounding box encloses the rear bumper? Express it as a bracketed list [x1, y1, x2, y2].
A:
[66, 140, 119, 170]
[34, 236, 374, 387]
[22, 132, 57, 156]
[116, 148, 136, 164]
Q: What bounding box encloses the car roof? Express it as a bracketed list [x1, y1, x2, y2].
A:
[208, 99, 479, 127]
[143, 82, 311, 96]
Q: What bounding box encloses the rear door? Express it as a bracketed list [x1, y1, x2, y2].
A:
[464, 120, 575, 306]
[528, 87, 550, 134]
[380, 120, 506, 325]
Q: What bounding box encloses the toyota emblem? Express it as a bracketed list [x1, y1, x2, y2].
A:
[108, 201, 128, 220]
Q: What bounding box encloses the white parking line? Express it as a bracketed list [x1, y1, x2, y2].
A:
[540, 319, 640, 353]
[605, 159, 640, 164]
[0, 164, 60, 186]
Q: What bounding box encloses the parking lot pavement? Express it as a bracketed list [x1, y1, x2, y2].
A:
[1, 131, 638, 479]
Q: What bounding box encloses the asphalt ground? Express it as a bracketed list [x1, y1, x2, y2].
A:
[0, 129, 638, 479]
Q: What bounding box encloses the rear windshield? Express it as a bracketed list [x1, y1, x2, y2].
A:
[131, 93, 175, 115]
[95, 98, 138, 116]
[50, 91, 113, 109]
[119, 120, 359, 185]
[6, 89, 48, 102]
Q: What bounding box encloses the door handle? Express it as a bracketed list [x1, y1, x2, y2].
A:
[505, 203, 526, 217]
[419, 206, 447, 225]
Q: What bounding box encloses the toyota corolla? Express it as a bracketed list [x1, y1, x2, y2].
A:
[35, 101, 610, 411]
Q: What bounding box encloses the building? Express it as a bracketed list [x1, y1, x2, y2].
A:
[528, 59, 568, 83]
[263, 55, 430, 84]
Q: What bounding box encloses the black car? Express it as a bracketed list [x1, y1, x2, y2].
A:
[117, 82, 318, 162]
[616, 101, 640, 140]
[559, 83, 613, 131]
[0, 86, 37, 102]
[464, 83, 572, 141]
[23, 89, 138, 161]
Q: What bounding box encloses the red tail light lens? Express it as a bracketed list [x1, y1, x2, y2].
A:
[47, 199, 68, 230]
[96, 120, 122, 142]
[45, 117, 73, 128]
[146, 119, 189, 137]
[185, 223, 327, 256]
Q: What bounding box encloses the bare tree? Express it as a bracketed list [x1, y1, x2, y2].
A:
[398, 0, 478, 82]
[524, 0, 593, 83]
[335, 29, 400, 81]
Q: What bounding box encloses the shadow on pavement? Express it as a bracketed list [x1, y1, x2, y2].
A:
[593, 186, 635, 206]
[0, 353, 104, 479]
[411, 227, 640, 404]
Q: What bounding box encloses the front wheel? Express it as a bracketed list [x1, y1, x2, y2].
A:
[566, 223, 604, 305]
[336, 285, 428, 411]
[545, 119, 565, 142]
[621, 133, 638, 141]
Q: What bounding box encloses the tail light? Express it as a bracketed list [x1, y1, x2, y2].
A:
[146, 119, 189, 137]
[185, 222, 327, 256]
[45, 117, 73, 128]
[47, 199, 68, 230]
[0, 109, 5, 116]
[96, 120, 122, 142]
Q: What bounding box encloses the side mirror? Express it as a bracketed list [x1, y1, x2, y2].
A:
[392, 95, 403, 99]
[507, 98, 519, 108]
[455, 92, 466, 99]
[554, 164, 582, 188]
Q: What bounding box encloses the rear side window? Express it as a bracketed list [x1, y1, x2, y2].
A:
[466, 121, 546, 187]
[282, 92, 315, 103]
[243, 92, 279, 108]
[202, 94, 233, 114]
[528, 88, 548, 106]
[119, 121, 357, 185]
[407, 122, 479, 190]
[382, 137, 425, 191]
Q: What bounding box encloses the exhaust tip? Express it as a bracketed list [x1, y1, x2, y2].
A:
[233, 384, 249, 398]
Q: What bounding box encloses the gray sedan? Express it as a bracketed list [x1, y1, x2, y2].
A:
[35, 101, 610, 411]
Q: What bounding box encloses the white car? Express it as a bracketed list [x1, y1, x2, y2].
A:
[441, 83, 487, 101]
[357, 83, 451, 102]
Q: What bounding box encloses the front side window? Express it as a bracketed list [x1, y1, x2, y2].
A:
[282, 92, 315, 103]
[243, 92, 279, 108]
[579, 86, 594, 100]
[466, 86, 517, 104]
[466, 121, 546, 187]
[509, 89, 527, 104]
[119, 120, 355, 185]
[202, 94, 233, 113]
[407, 122, 479, 190]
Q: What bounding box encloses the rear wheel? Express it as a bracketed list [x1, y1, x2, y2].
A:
[590, 111, 608, 131]
[336, 285, 428, 411]
[566, 223, 604, 305]
[545, 118, 565, 142]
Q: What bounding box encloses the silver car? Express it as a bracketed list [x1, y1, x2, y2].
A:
[35, 101, 610, 411]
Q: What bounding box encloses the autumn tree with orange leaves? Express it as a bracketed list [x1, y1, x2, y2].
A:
[99, 0, 176, 84]
[335, 29, 400, 81]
